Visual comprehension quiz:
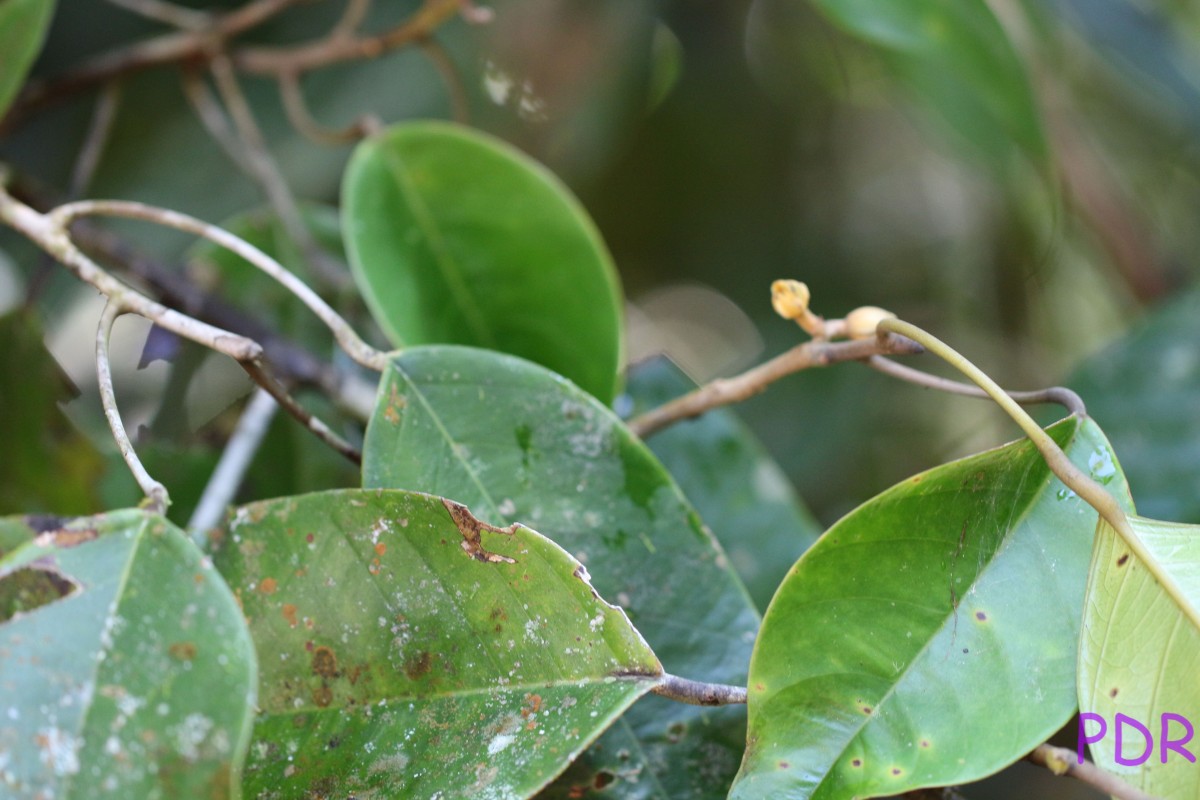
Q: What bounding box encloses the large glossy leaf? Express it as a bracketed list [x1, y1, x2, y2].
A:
[624, 356, 822, 610]
[807, 0, 1045, 167]
[1070, 288, 1200, 523]
[1078, 514, 1200, 799]
[0, 309, 105, 515]
[342, 121, 624, 403]
[730, 416, 1132, 799]
[363, 346, 760, 799]
[213, 488, 661, 799]
[0, 0, 55, 121]
[0, 510, 257, 799]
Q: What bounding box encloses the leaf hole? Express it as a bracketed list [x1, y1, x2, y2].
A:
[0, 565, 79, 623]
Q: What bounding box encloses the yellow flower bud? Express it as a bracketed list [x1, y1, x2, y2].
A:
[845, 306, 896, 339]
[771, 280, 811, 320]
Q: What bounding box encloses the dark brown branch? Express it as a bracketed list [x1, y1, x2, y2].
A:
[232, 0, 464, 75]
[866, 356, 1086, 416]
[4, 0, 302, 127]
[628, 333, 924, 438]
[1027, 743, 1155, 800]
[3, 0, 463, 131]
[651, 674, 747, 706]
[277, 70, 374, 145]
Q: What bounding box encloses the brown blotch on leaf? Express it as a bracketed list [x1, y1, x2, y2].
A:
[1117, 553, 1130, 567]
[374, 542, 387, 556]
[778, 761, 790, 769]
[259, 577, 278, 595]
[861, 706, 873, 715]
[851, 759, 863, 768]
[312, 646, 338, 679]
[404, 650, 433, 681]
[32, 526, 99, 549]
[168, 641, 197, 661]
[593, 770, 615, 789]
[312, 685, 332, 708]
[975, 611, 987, 622]
[1110, 687, 1119, 698]
[891, 768, 902, 776]
[920, 739, 931, 749]
[281, 603, 298, 628]
[442, 499, 519, 563]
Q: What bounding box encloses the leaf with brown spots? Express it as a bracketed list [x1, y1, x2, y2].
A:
[214, 488, 662, 800]
[731, 417, 1133, 799]
[0, 510, 256, 799]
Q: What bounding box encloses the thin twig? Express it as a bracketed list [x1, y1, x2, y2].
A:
[4, 0, 302, 126]
[5, 0, 464, 129]
[233, 0, 465, 75]
[189, 388, 279, 542]
[277, 70, 372, 145]
[332, 0, 374, 39]
[0, 185, 365, 462]
[1027, 743, 1155, 800]
[628, 333, 925, 438]
[206, 55, 351, 289]
[651, 674, 747, 706]
[106, 0, 213, 30]
[69, 82, 122, 198]
[420, 37, 469, 123]
[877, 318, 1200, 637]
[96, 301, 170, 513]
[866, 356, 1086, 416]
[240, 359, 362, 463]
[47, 198, 389, 371]
[0, 187, 262, 362]
[180, 69, 256, 173]
[8, 173, 378, 420]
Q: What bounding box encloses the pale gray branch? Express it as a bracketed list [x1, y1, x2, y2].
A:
[651, 674, 747, 706]
[96, 301, 169, 513]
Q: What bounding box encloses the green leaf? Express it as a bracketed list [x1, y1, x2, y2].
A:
[0, 309, 106, 515]
[213, 488, 661, 799]
[0, 0, 55, 121]
[363, 346, 760, 798]
[0, 510, 257, 799]
[624, 356, 821, 610]
[342, 121, 624, 403]
[808, 0, 1045, 167]
[1069, 288, 1200, 523]
[648, 22, 683, 110]
[730, 416, 1132, 799]
[1078, 514, 1200, 798]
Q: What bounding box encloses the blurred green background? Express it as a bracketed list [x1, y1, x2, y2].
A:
[3, 2, 1200, 795]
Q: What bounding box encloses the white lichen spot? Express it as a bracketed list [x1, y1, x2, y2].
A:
[170, 713, 214, 760]
[487, 732, 517, 756]
[37, 728, 81, 776]
[588, 612, 605, 632]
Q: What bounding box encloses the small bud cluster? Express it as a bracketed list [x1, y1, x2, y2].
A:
[770, 279, 894, 340]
